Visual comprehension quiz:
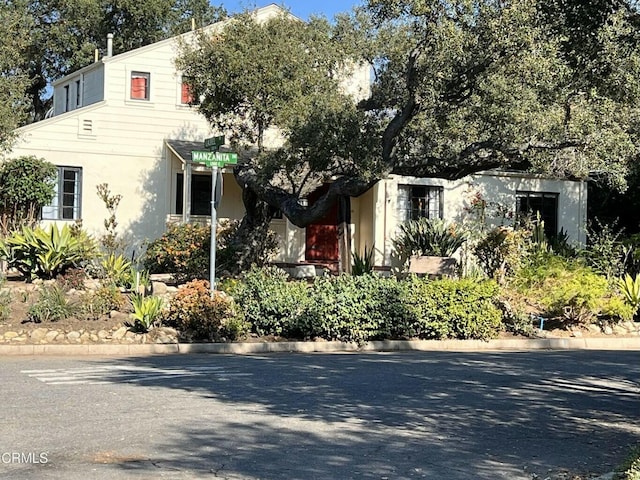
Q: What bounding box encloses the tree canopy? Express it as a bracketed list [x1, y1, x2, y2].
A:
[0, 5, 31, 151]
[0, 0, 226, 123]
[177, 0, 640, 252]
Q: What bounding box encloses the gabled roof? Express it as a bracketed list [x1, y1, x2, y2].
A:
[53, 4, 292, 86]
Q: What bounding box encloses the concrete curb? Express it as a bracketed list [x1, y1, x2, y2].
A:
[0, 337, 639, 356]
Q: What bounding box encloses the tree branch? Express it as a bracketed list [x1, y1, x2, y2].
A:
[235, 165, 377, 228]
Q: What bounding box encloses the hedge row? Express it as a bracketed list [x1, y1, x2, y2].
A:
[222, 267, 502, 344]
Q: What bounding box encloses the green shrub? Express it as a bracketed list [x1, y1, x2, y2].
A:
[0, 281, 10, 322]
[143, 223, 210, 283]
[27, 284, 78, 322]
[164, 279, 247, 341]
[474, 226, 530, 283]
[515, 253, 632, 324]
[392, 218, 466, 267]
[79, 285, 126, 320]
[400, 277, 502, 340]
[296, 274, 409, 344]
[215, 220, 279, 276]
[0, 156, 57, 235]
[55, 267, 87, 291]
[0, 224, 97, 280]
[233, 266, 309, 337]
[125, 294, 164, 333]
[615, 445, 640, 480]
[583, 219, 627, 278]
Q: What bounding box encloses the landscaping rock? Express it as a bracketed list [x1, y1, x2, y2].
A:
[587, 324, 602, 334]
[152, 281, 168, 295]
[4, 331, 18, 340]
[112, 326, 128, 340]
[613, 324, 628, 335]
[67, 331, 81, 341]
[603, 325, 614, 335]
[97, 330, 110, 339]
[45, 331, 59, 342]
[29, 328, 48, 341]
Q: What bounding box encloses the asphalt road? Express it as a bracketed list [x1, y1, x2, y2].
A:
[0, 350, 638, 480]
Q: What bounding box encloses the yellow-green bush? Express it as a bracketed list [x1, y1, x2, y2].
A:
[515, 252, 632, 324]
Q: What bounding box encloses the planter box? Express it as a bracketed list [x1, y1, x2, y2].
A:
[408, 256, 457, 277]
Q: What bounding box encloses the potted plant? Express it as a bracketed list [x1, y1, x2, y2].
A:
[392, 218, 465, 276]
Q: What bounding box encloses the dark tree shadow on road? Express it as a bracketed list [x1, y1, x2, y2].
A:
[88, 351, 640, 479]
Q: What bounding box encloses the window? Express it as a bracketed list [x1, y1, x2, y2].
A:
[130, 72, 150, 100]
[398, 185, 443, 222]
[75, 79, 82, 107]
[516, 191, 558, 238]
[176, 173, 212, 216]
[42, 167, 82, 220]
[180, 78, 195, 104]
[64, 85, 70, 112]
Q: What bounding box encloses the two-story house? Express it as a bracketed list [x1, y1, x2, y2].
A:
[7, 3, 587, 271]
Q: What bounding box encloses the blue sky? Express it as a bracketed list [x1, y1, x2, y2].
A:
[218, 1, 362, 20]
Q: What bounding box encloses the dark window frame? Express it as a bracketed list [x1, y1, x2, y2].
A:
[41, 166, 82, 220]
[401, 185, 444, 221]
[75, 79, 82, 107]
[516, 191, 559, 238]
[176, 173, 212, 216]
[130, 71, 150, 101]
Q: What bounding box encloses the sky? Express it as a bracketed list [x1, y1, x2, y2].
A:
[218, 1, 362, 20]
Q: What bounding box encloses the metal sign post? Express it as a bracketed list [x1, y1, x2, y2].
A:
[209, 165, 218, 294]
[192, 137, 237, 296]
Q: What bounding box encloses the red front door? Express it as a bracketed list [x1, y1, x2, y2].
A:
[305, 185, 339, 262]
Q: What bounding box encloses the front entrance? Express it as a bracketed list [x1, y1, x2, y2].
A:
[305, 185, 339, 263]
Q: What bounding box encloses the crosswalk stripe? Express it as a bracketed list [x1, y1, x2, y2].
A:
[22, 365, 250, 385]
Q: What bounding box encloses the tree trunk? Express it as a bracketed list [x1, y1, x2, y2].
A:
[338, 196, 352, 274]
[224, 187, 276, 276]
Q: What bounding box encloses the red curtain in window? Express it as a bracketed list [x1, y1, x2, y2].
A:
[181, 82, 193, 104]
[131, 76, 147, 99]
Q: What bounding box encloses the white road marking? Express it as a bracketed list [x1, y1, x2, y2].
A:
[22, 365, 250, 385]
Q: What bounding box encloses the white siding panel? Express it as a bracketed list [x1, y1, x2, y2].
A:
[83, 67, 105, 106]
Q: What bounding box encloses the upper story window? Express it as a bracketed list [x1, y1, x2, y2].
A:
[64, 85, 70, 112]
[75, 79, 82, 108]
[42, 167, 82, 220]
[131, 72, 150, 100]
[180, 78, 195, 105]
[398, 185, 443, 222]
[516, 191, 559, 238]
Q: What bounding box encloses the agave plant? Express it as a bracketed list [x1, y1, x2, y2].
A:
[100, 253, 132, 287]
[0, 224, 97, 280]
[352, 245, 375, 276]
[393, 218, 466, 261]
[617, 273, 640, 313]
[125, 294, 164, 333]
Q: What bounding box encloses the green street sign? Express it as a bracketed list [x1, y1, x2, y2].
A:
[204, 135, 225, 150]
[191, 150, 238, 167]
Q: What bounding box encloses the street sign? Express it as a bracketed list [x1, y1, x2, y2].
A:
[204, 135, 225, 150]
[190, 142, 237, 297]
[191, 150, 238, 167]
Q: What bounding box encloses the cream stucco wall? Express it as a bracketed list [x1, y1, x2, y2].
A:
[373, 171, 587, 266]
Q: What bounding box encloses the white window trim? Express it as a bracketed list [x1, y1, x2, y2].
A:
[41, 166, 83, 221]
[126, 70, 154, 105]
